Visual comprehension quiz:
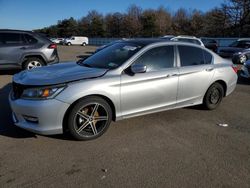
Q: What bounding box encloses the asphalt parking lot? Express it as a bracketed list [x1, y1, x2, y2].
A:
[0, 45, 250, 188]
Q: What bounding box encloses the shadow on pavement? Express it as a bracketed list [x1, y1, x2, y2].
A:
[0, 83, 36, 139]
[0, 70, 20, 75]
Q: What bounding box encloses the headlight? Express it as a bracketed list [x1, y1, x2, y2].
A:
[21, 85, 66, 100]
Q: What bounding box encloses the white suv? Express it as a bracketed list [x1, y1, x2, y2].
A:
[171, 36, 205, 47]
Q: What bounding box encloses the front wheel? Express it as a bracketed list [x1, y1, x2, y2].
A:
[67, 42, 71, 46]
[23, 57, 45, 70]
[203, 83, 224, 110]
[67, 97, 112, 140]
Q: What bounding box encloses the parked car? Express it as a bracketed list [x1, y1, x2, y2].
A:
[232, 48, 250, 64]
[9, 39, 237, 140]
[160, 35, 175, 40]
[201, 38, 218, 52]
[171, 36, 205, 46]
[50, 38, 64, 44]
[218, 39, 250, 64]
[0, 29, 59, 70]
[63, 36, 89, 46]
[240, 60, 250, 79]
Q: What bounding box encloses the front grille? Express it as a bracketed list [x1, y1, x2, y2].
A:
[12, 82, 25, 100]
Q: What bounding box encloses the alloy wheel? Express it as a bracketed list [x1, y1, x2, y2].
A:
[73, 103, 109, 138]
[27, 61, 42, 70]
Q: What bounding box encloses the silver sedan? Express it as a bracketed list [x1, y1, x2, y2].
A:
[9, 40, 238, 140]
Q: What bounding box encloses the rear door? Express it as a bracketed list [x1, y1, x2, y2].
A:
[0, 32, 28, 67]
[176, 45, 215, 106]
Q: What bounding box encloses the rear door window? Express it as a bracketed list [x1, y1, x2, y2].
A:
[178, 45, 213, 66]
[0, 33, 25, 45]
[178, 46, 205, 66]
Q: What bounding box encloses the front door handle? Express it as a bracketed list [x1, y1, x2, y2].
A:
[20, 47, 27, 50]
[205, 67, 214, 72]
[166, 73, 178, 78]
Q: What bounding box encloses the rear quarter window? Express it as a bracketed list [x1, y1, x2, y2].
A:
[24, 34, 38, 44]
[203, 50, 213, 64]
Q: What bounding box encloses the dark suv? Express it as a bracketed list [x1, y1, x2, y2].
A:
[0, 29, 59, 70]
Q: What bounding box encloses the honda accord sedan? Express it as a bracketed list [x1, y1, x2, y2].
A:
[9, 39, 238, 140]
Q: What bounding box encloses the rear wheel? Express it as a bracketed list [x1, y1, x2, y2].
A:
[23, 57, 45, 70]
[67, 97, 112, 140]
[82, 42, 86, 46]
[203, 83, 224, 110]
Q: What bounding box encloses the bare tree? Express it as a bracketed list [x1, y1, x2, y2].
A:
[172, 8, 191, 35]
[155, 6, 172, 36]
[222, 0, 250, 36]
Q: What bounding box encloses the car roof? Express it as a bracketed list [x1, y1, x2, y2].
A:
[0, 29, 33, 33]
[116, 38, 207, 49]
[174, 35, 198, 39]
[237, 38, 250, 41]
[118, 38, 168, 46]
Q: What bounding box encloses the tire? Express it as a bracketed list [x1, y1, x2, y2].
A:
[82, 42, 86, 46]
[239, 55, 247, 64]
[203, 83, 224, 110]
[23, 57, 45, 70]
[67, 42, 71, 46]
[67, 97, 112, 141]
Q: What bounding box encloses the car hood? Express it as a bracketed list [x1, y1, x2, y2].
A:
[13, 62, 108, 86]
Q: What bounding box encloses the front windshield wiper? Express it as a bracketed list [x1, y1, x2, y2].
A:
[77, 60, 93, 68]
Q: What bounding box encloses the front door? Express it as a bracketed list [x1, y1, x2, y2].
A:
[121, 45, 179, 118]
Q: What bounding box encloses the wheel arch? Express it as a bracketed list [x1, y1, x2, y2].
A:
[62, 94, 117, 133]
[207, 80, 227, 97]
[21, 54, 47, 68]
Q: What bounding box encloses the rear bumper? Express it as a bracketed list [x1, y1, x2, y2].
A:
[240, 66, 250, 79]
[226, 74, 238, 96]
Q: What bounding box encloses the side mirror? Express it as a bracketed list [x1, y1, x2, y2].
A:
[131, 64, 147, 74]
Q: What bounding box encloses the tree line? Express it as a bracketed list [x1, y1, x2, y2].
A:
[35, 0, 250, 38]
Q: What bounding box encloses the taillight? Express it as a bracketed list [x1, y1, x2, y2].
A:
[48, 43, 57, 49]
[232, 65, 238, 73]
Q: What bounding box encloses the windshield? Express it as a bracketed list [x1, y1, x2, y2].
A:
[176, 38, 201, 45]
[229, 41, 239, 47]
[81, 42, 143, 69]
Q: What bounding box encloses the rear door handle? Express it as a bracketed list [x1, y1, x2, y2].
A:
[205, 67, 214, 72]
[20, 47, 27, 50]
